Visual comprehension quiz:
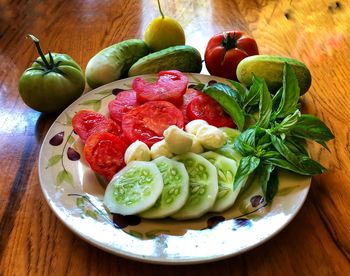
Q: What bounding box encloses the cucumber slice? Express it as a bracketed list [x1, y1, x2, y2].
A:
[201, 151, 240, 212]
[140, 157, 189, 219]
[171, 153, 218, 220]
[216, 127, 242, 162]
[103, 161, 163, 215]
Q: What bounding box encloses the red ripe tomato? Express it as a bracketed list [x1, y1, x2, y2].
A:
[122, 101, 184, 146]
[72, 110, 122, 142]
[186, 94, 235, 128]
[205, 31, 259, 80]
[108, 90, 139, 122]
[132, 70, 188, 105]
[84, 132, 128, 181]
[179, 88, 202, 124]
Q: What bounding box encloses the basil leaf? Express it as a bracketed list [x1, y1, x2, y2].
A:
[234, 156, 260, 190]
[203, 83, 245, 131]
[272, 87, 283, 111]
[264, 155, 320, 175]
[227, 80, 248, 102]
[275, 63, 300, 118]
[276, 109, 301, 133]
[243, 78, 260, 109]
[261, 150, 281, 159]
[289, 114, 334, 148]
[270, 136, 326, 175]
[284, 137, 308, 156]
[257, 164, 279, 203]
[234, 127, 256, 155]
[254, 75, 272, 128]
[191, 83, 205, 91]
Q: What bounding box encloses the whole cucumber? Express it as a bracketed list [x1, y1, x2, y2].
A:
[236, 55, 312, 95]
[86, 39, 149, 88]
[128, 45, 202, 77]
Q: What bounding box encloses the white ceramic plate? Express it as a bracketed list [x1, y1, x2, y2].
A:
[38, 73, 310, 265]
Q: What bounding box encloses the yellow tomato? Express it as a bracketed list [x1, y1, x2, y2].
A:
[144, 8, 185, 52]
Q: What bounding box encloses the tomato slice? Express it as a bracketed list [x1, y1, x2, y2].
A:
[186, 94, 236, 128]
[108, 90, 139, 122]
[122, 101, 184, 146]
[132, 70, 188, 105]
[84, 132, 128, 181]
[72, 110, 122, 142]
[179, 88, 202, 124]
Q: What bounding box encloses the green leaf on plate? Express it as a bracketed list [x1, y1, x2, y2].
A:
[85, 210, 98, 219]
[234, 155, 260, 190]
[76, 197, 85, 209]
[57, 170, 74, 186]
[46, 155, 62, 169]
[79, 99, 100, 106]
[93, 100, 101, 112]
[65, 113, 72, 126]
[96, 89, 112, 96]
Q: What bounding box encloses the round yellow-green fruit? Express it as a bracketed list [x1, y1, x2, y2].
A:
[144, 16, 185, 52]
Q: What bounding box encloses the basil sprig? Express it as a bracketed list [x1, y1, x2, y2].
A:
[203, 63, 334, 203]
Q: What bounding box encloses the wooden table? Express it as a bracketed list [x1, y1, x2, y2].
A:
[1, 0, 349, 274]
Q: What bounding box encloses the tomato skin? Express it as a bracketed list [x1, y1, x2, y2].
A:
[204, 31, 259, 80]
[108, 90, 139, 122]
[122, 100, 184, 146]
[18, 35, 85, 113]
[72, 110, 121, 142]
[186, 94, 235, 128]
[132, 70, 188, 105]
[179, 88, 202, 124]
[84, 132, 128, 181]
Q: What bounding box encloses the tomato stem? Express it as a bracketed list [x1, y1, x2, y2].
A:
[222, 32, 238, 51]
[27, 34, 52, 69]
[157, 0, 164, 19]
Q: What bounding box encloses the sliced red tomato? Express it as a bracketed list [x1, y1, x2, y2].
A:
[132, 70, 188, 105]
[72, 110, 122, 142]
[108, 90, 139, 122]
[84, 132, 128, 181]
[179, 88, 202, 124]
[187, 94, 236, 128]
[122, 101, 184, 146]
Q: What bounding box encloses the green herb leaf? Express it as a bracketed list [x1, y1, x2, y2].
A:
[272, 87, 283, 111]
[254, 76, 272, 128]
[257, 164, 279, 203]
[234, 156, 260, 190]
[203, 83, 245, 131]
[234, 127, 257, 155]
[227, 80, 248, 101]
[275, 63, 300, 118]
[289, 114, 334, 149]
[243, 79, 260, 109]
[264, 154, 325, 176]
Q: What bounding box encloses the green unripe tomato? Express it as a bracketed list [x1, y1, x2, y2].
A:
[18, 35, 85, 113]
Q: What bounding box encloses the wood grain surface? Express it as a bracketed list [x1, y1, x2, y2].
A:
[1, 0, 350, 275]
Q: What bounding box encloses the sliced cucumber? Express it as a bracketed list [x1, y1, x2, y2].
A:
[140, 157, 189, 219]
[215, 127, 242, 162]
[171, 153, 218, 220]
[201, 151, 240, 212]
[103, 161, 163, 215]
